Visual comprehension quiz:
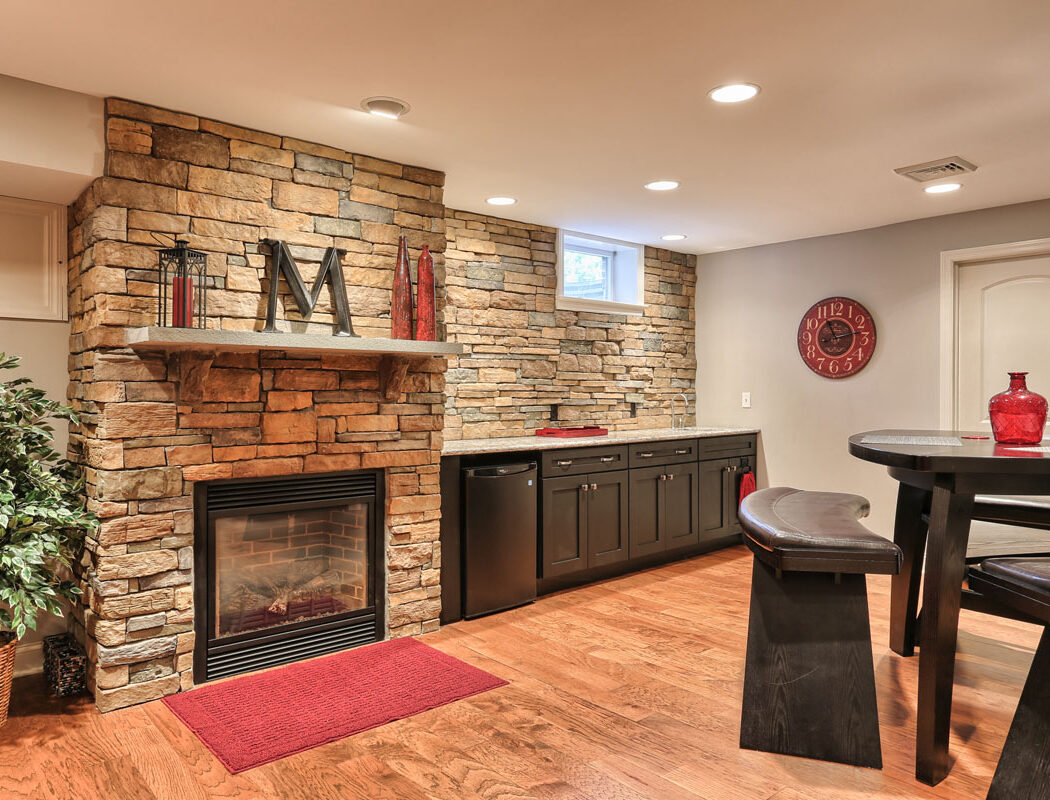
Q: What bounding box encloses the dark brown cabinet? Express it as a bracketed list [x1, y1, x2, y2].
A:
[541, 470, 628, 578]
[629, 462, 699, 557]
[699, 458, 745, 541]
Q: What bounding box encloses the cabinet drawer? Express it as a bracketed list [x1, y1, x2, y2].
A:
[628, 439, 698, 468]
[698, 434, 756, 460]
[541, 446, 628, 477]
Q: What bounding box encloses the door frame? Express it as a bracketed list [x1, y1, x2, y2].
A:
[939, 237, 1050, 428]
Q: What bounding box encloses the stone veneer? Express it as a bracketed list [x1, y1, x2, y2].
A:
[443, 210, 697, 439]
[66, 99, 447, 711]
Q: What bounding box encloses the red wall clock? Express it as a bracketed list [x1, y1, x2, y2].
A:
[797, 296, 876, 379]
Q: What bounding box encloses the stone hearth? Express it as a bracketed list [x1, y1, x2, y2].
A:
[65, 99, 449, 711]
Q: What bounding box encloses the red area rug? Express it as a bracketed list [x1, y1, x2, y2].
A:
[162, 637, 507, 773]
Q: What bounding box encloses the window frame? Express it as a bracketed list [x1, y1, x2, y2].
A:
[556, 229, 644, 316]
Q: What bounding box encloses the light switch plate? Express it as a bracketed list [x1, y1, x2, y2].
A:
[741, 392, 751, 408]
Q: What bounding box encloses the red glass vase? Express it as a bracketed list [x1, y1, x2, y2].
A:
[414, 245, 435, 341]
[988, 372, 1047, 445]
[391, 235, 414, 340]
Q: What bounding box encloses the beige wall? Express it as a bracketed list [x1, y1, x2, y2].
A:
[0, 74, 103, 204]
[0, 318, 72, 675]
[696, 198, 1050, 537]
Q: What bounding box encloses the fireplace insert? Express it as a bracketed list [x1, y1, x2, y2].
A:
[193, 470, 383, 681]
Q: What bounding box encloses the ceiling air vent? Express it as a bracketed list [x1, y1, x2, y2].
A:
[894, 156, 977, 183]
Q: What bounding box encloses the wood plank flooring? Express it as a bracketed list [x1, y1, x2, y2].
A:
[0, 546, 1040, 799]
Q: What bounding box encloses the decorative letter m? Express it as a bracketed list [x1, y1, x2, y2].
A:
[261, 239, 356, 337]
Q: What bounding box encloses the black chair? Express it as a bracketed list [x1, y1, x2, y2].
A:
[968, 558, 1050, 800]
[738, 487, 902, 769]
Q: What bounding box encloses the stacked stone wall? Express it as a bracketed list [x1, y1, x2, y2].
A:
[443, 210, 697, 439]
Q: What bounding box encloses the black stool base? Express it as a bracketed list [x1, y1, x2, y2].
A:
[988, 627, 1050, 800]
[740, 557, 883, 769]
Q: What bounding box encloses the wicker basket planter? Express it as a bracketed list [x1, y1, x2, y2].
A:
[0, 633, 16, 728]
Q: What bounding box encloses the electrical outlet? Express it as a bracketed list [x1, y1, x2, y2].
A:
[741, 392, 751, 409]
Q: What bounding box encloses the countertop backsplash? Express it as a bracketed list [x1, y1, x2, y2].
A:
[443, 210, 697, 440]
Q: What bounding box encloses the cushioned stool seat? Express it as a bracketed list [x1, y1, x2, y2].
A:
[742, 487, 902, 574]
[969, 557, 1050, 800]
[738, 487, 901, 770]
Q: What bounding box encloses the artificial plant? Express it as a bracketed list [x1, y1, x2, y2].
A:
[0, 353, 95, 640]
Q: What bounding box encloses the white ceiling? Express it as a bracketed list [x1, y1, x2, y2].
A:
[3, 0, 1050, 252]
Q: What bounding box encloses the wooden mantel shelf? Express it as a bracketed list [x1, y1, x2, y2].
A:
[122, 326, 463, 357]
[122, 327, 462, 402]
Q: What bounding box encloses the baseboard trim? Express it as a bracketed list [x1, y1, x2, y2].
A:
[13, 641, 44, 677]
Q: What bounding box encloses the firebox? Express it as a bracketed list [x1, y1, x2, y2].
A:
[193, 470, 384, 682]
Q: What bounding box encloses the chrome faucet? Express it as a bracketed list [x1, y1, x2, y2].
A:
[670, 393, 691, 429]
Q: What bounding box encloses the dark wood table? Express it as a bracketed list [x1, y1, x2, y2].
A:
[849, 429, 1050, 785]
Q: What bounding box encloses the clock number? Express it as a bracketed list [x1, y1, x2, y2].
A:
[855, 314, 865, 328]
[832, 301, 844, 315]
[802, 331, 812, 344]
[806, 344, 816, 359]
[829, 360, 840, 374]
[856, 347, 864, 360]
[817, 357, 825, 369]
[806, 318, 819, 331]
[844, 359, 854, 371]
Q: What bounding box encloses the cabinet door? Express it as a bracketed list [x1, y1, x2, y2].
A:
[699, 458, 731, 540]
[541, 476, 588, 578]
[664, 462, 700, 550]
[629, 465, 666, 558]
[587, 471, 629, 568]
[723, 463, 743, 533]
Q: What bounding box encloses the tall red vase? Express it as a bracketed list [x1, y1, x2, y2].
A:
[414, 245, 436, 341]
[391, 235, 414, 339]
[989, 372, 1047, 445]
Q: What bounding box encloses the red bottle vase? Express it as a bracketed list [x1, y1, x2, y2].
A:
[391, 235, 414, 339]
[171, 275, 194, 327]
[989, 372, 1047, 445]
[414, 245, 436, 341]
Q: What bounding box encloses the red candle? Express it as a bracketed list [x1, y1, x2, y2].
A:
[172, 275, 194, 327]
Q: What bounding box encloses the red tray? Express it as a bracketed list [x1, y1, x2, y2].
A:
[535, 426, 609, 438]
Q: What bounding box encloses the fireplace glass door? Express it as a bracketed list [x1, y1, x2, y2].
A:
[214, 503, 370, 638]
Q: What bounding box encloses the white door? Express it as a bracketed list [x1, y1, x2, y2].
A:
[955, 254, 1050, 430]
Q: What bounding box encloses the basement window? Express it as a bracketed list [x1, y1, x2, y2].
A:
[556, 230, 644, 315]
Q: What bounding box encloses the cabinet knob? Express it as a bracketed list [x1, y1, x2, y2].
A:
[659, 474, 667, 481]
[579, 483, 589, 492]
[590, 483, 598, 491]
[667, 473, 675, 481]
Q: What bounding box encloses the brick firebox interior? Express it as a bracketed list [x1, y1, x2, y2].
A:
[66, 99, 697, 711]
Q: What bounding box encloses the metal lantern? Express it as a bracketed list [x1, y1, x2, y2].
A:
[157, 240, 207, 328]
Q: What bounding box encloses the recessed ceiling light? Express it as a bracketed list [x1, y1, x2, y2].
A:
[661, 234, 687, 241]
[924, 182, 962, 194]
[645, 180, 680, 191]
[361, 96, 410, 119]
[486, 196, 517, 206]
[708, 83, 760, 103]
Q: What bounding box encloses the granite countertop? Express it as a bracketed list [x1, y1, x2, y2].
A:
[442, 426, 759, 456]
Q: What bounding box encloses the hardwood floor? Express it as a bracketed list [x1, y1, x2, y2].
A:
[0, 546, 1040, 799]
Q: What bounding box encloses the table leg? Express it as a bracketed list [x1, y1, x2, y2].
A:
[915, 481, 973, 785]
[890, 483, 930, 657]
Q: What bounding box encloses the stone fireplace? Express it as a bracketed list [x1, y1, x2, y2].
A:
[65, 99, 450, 711]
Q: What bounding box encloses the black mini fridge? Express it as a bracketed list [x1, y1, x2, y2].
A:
[463, 461, 538, 618]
